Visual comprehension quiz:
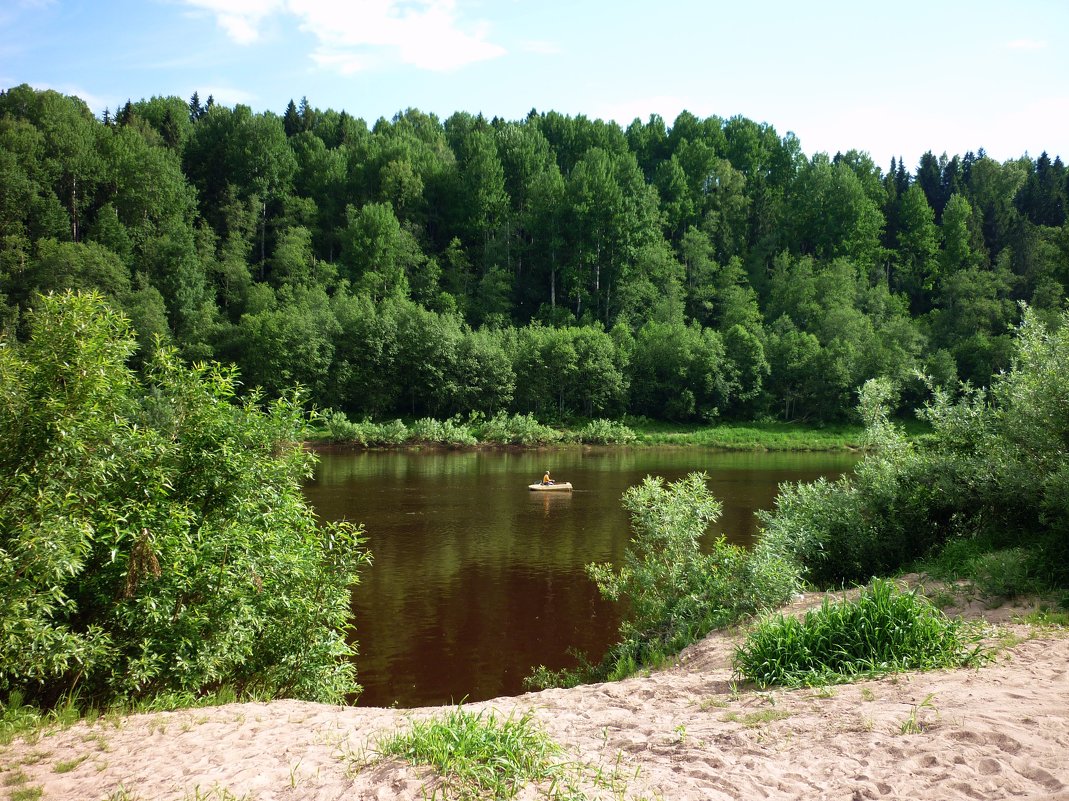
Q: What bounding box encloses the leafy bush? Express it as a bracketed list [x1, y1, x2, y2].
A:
[966, 548, 1042, 599]
[733, 579, 984, 688]
[0, 293, 370, 708]
[575, 418, 637, 444]
[409, 417, 478, 447]
[324, 409, 362, 442]
[475, 412, 562, 445]
[757, 378, 993, 586]
[758, 309, 1069, 591]
[587, 473, 796, 679]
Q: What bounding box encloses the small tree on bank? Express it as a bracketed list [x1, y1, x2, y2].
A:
[587, 472, 795, 677]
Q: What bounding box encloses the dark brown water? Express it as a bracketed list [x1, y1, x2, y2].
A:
[303, 447, 858, 708]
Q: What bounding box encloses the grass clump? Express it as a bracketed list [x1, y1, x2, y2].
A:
[373, 707, 564, 800]
[52, 754, 89, 773]
[0, 693, 46, 746]
[720, 709, 793, 728]
[733, 579, 985, 688]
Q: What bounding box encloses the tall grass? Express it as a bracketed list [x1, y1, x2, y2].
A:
[374, 707, 563, 800]
[733, 579, 985, 688]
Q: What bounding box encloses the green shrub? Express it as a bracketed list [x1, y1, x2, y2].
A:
[586, 473, 796, 680]
[367, 418, 409, 445]
[757, 379, 991, 586]
[324, 409, 361, 442]
[733, 579, 984, 688]
[475, 412, 562, 445]
[0, 293, 370, 708]
[967, 548, 1042, 599]
[409, 417, 478, 447]
[757, 309, 1069, 592]
[575, 419, 637, 444]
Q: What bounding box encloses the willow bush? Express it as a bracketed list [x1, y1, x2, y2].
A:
[0, 292, 370, 708]
[573, 419, 637, 444]
[475, 412, 562, 445]
[586, 472, 796, 678]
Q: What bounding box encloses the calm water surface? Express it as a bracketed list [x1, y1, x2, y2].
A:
[303, 447, 857, 708]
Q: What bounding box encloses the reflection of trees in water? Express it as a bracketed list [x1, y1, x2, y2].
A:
[305, 449, 857, 707]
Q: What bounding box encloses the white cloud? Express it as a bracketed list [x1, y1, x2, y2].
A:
[309, 48, 372, 76]
[181, 0, 285, 45]
[289, 0, 505, 72]
[1006, 38, 1047, 50]
[177, 0, 506, 71]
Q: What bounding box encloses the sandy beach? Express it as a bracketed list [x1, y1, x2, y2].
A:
[3, 586, 1068, 801]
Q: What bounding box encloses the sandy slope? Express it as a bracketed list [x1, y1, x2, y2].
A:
[3, 589, 1068, 801]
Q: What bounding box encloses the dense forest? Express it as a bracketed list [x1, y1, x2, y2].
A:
[2, 83, 1067, 422]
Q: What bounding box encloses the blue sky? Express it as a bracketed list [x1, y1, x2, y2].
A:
[3, 0, 1068, 171]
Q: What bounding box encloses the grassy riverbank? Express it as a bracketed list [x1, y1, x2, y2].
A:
[627, 419, 873, 449]
[310, 410, 909, 451]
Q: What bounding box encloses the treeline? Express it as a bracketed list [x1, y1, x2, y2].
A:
[2, 84, 1067, 421]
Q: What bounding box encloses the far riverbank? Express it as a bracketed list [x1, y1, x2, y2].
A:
[309, 412, 924, 452]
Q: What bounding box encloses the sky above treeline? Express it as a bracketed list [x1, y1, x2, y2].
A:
[3, 0, 1068, 171]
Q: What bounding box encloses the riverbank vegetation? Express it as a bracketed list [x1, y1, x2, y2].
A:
[733, 579, 985, 688]
[538, 307, 1069, 689]
[316, 409, 866, 450]
[760, 306, 1069, 599]
[371, 708, 565, 801]
[3, 85, 1067, 429]
[0, 293, 370, 711]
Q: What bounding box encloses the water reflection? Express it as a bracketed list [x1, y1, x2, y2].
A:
[304, 447, 857, 707]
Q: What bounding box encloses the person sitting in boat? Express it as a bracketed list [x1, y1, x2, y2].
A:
[541, 469, 554, 485]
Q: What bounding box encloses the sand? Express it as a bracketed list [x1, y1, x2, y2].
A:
[3, 585, 1068, 801]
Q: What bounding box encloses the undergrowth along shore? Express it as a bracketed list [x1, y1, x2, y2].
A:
[312, 409, 885, 450]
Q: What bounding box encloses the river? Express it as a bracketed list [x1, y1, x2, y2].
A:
[303, 446, 858, 707]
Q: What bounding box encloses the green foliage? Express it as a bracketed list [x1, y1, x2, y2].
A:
[587, 473, 795, 678]
[630, 419, 870, 449]
[573, 419, 637, 444]
[1, 84, 1066, 428]
[0, 292, 370, 707]
[758, 307, 1069, 591]
[628, 320, 728, 421]
[374, 707, 563, 801]
[965, 548, 1043, 599]
[475, 412, 562, 446]
[323, 409, 362, 442]
[409, 417, 478, 447]
[733, 580, 984, 688]
[0, 691, 44, 745]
